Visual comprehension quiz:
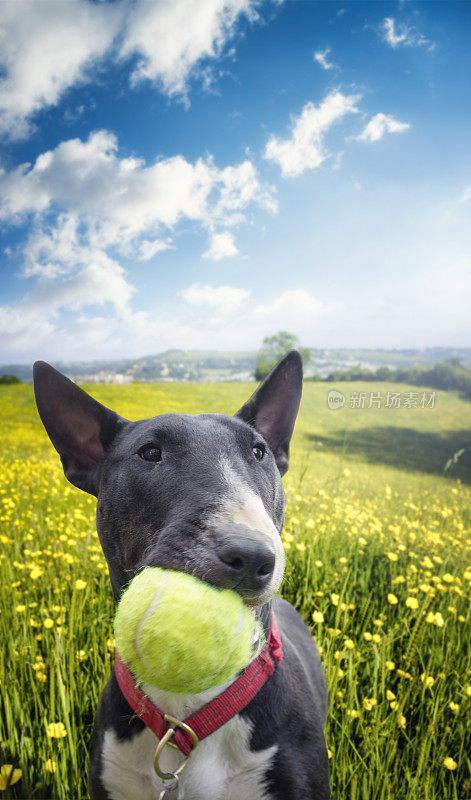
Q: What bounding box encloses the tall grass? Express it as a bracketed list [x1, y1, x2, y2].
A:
[0, 382, 469, 799]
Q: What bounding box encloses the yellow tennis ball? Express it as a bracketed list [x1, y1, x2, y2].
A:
[114, 567, 264, 694]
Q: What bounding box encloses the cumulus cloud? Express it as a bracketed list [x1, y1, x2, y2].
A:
[254, 289, 326, 318]
[181, 283, 250, 312]
[313, 48, 337, 71]
[381, 17, 435, 50]
[0, 131, 275, 359]
[0, 130, 275, 244]
[0, 0, 124, 139]
[0, 0, 263, 140]
[264, 90, 360, 177]
[355, 113, 410, 143]
[121, 0, 258, 98]
[203, 231, 239, 260]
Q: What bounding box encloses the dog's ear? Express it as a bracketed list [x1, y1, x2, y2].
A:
[234, 349, 303, 476]
[33, 361, 125, 495]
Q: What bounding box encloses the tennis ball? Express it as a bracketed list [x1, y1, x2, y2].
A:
[114, 567, 264, 694]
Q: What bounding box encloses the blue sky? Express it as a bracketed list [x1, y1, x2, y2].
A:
[0, 0, 469, 363]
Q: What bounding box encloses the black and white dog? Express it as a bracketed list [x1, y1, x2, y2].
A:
[33, 351, 329, 800]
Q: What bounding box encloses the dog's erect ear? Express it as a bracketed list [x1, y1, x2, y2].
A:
[234, 350, 303, 476]
[33, 361, 125, 495]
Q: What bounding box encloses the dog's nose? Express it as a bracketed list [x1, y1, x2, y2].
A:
[215, 532, 275, 596]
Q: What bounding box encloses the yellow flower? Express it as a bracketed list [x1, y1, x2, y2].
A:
[347, 709, 359, 719]
[372, 634, 381, 643]
[449, 702, 460, 715]
[46, 722, 67, 738]
[385, 660, 395, 671]
[74, 579, 87, 591]
[15, 604, 26, 613]
[344, 639, 355, 650]
[363, 632, 372, 641]
[405, 597, 419, 610]
[44, 759, 56, 773]
[465, 685, 471, 697]
[312, 611, 324, 624]
[30, 567, 43, 580]
[75, 650, 87, 662]
[0, 764, 22, 789]
[443, 757, 457, 770]
[43, 618, 54, 629]
[387, 593, 398, 605]
[315, 560, 323, 567]
[420, 674, 435, 688]
[106, 637, 116, 652]
[330, 593, 339, 606]
[397, 713, 406, 729]
[362, 698, 377, 711]
[387, 552, 398, 562]
[386, 690, 396, 701]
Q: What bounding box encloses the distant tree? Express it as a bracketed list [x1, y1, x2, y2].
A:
[254, 331, 311, 380]
[0, 374, 21, 385]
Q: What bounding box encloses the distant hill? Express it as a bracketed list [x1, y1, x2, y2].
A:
[1, 347, 470, 384]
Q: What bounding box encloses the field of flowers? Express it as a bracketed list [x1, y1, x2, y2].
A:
[0, 381, 470, 799]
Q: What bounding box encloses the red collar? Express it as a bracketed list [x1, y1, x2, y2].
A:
[114, 610, 283, 757]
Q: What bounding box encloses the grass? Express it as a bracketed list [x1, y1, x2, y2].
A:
[0, 381, 470, 799]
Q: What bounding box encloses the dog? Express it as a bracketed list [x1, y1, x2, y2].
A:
[33, 350, 330, 800]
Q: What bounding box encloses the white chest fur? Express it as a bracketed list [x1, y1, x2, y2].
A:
[101, 714, 277, 800]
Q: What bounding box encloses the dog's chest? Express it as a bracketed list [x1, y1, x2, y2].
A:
[101, 715, 277, 800]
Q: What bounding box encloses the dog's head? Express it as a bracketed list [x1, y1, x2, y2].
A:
[33, 351, 302, 606]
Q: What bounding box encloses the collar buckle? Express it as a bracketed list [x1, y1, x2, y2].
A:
[153, 715, 199, 780]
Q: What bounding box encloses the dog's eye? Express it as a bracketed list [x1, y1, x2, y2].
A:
[252, 444, 265, 462]
[138, 445, 162, 463]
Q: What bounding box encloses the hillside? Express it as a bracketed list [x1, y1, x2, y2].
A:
[2, 346, 470, 384]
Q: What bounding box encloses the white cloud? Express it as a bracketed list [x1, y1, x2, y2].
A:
[0, 131, 275, 360]
[0, 130, 274, 245]
[254, 289, 326, 319]
[203, 231, 239, 260]
[264, 90, 360, 177]
[381, 17, 435, 50]
[0, 0, 124, 139]
[121, 0, 259, 99]
[0, 0, 264, 140]
[355, 112, 410, 143]
[181, 283, 250, 312]
[458, 185, 471, 204]
[314, 48, 336, 71]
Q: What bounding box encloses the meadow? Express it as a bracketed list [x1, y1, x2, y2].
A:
[0, 380, 470, 799]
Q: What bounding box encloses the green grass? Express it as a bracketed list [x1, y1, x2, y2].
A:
[0, 381, 470, 799]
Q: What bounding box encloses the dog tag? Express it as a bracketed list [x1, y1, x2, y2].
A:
[159, 775, 182, 800]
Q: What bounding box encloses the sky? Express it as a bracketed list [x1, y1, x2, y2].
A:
[0, 0, 469, 364]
